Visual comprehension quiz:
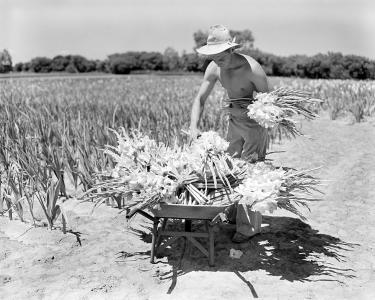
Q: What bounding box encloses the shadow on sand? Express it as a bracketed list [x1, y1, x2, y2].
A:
[120, 215, 357, 297]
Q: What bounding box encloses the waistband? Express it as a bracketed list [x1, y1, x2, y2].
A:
[221, 97, 257, 120]
[223, 97, 255, 107]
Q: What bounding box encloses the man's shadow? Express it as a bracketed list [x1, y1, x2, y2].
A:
[121, 215, 357, 296]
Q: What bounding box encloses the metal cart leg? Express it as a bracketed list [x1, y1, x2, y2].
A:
[156, 218, 168, 251]
[208, 222, 215, 267]
[150, 217, 159, 263]
[185, 219, 192, 256]
[185, 219, 192, 232]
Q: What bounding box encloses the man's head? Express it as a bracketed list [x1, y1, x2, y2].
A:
[196, 25, 240, 56]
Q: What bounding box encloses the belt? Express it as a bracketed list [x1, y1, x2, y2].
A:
[224, 98, 255, 109]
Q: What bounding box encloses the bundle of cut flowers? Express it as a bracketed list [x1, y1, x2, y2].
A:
[246, 88, 323, 139]
[81, 128, 322, 220]
[233, 163, 322, 220]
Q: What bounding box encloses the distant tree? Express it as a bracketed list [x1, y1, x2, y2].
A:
[363, 60, 375, 79]
[325, 52, 350, 79]
[180, 51, 201, 72]
[70, 55, 96, 72]
[139, 52, 163, 71]
[163, 47, 180, 71]
[0, 49, 13, 73]
[22, 62, 31, 72]
[108, 54, 137, 74]
[291, 55, 310, 78]
[95, 59, 109, 73]
[14, 62, 24, 72]
[65, 62, 78, 73]
[301, 54, 331, 79]
[50, 55, 70, 72]
[30, 57, 52, 72]
[343, 55, 370, 80]
[108, 52, 142, 74]
[107, 51, 164, 73]
[267, 55, 284, 77]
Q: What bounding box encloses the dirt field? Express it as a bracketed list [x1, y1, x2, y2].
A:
[1, 113, 375, 300]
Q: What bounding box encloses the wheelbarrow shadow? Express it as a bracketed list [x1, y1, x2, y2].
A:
[125, 215, 358, 296]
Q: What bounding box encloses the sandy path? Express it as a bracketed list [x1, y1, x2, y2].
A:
[266, 115, 375, 299]
[1, 114, 375, 300]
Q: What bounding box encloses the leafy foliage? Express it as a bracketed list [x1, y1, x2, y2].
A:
[0, 49, 12, 73]
[11, 48, 375, 80]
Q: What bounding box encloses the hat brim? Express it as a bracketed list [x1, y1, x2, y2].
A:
[196, 42, 240, 55]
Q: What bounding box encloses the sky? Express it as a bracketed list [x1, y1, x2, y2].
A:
[1, 0, 375, 63]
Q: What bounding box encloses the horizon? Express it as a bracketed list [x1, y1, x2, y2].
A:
[2, 0, 375, 64]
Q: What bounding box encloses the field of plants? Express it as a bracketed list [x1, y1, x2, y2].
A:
[0, 74, 375, 230]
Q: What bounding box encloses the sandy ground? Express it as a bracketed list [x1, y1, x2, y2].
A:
[1, 113, 375, 300]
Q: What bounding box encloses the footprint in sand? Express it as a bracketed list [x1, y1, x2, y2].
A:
[0, 275, 12, 285]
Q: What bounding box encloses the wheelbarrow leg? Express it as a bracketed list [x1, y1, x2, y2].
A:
[208, 221, 215, 267]
[185, 219, 192, 257]
[150, 217, 159, 263]
[155, 218, 168, 254]
[185, 219, 192, 232]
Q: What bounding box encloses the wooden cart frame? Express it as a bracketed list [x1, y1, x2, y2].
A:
[127, 204, 229, 266]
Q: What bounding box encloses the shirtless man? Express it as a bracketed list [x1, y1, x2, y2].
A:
[189, 25, 270, 242]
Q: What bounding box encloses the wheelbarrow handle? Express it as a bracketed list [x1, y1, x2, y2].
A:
[126, 206, 154, 221]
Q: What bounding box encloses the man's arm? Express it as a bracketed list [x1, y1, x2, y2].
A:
[189, 62, 218, 138]
[249, 60, 269, 93]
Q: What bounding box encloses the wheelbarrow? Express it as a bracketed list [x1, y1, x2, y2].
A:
[127, 203, 230, 266]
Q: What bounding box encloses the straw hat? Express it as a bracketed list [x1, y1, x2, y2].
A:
[196, 25, 240, 55]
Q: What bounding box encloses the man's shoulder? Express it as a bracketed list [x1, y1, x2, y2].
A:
[236, 53, 261, 68]
[236, 53, 266, 78]
[204, 61, 219, 79]
[206, 60, 218, 72]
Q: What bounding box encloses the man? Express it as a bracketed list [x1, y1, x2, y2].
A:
[189, 24, 269, 243]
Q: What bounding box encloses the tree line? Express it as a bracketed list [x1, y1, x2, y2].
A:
[1, 27, 375, 80]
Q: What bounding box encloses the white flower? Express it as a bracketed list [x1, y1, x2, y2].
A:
[247, 93, 284, 128]
[190, 131, 229, 155]
[255, 93, 278, 104]
[252, 199, 278, 214]
[233, 162, 286, 213]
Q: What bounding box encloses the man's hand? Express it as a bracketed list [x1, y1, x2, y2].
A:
[182, 128, 201, 144]
[189, 127, 201, 141]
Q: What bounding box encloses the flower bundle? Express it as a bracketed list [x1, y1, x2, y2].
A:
[81, 128, 322, 220]
[82, 130, 241, 211]
[232, 163, 322, 219]
[247, 87, 323, 139]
